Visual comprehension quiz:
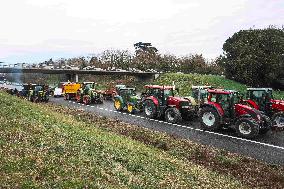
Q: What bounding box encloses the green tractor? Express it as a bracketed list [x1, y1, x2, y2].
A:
[113, 87, 142, 113]
[76, 82, 104, 105]
[27, 84, 49, 103]
[184, 86, 212, 111]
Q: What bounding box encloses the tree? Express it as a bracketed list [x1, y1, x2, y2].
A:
[221, 27, 284, 87]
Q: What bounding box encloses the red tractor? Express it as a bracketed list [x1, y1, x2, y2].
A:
[142, 85, 194, 123]
[199, 89, 272, 139]
[243, 88, 284, 129]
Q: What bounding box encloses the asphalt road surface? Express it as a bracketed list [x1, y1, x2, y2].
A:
[50, 97, 284, 165]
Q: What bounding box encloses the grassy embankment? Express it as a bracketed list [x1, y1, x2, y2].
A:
[0, 92, 244, 188]
[153, 73, 284, 99]
[1, 92, 284, 188]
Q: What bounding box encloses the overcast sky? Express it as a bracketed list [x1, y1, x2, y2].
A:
[0, 0, 283, 64]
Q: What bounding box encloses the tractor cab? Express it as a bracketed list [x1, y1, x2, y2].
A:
[245, 88, 284, 128]
[143, 85, 178, 106]
[186, 85, 212, 107]
[207, 89, 241, 118]
[246, 88, 273, 111]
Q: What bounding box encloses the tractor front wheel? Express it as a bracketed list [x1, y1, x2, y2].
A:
[199, 107, 220, 131]
[235, 118, 259, 139]
[165, 107, 182, 123]
[127, 104, 135, 114]
[114, 98, 123, 111]
[83, 95, 91, 105]
[144, 100, 157, 119]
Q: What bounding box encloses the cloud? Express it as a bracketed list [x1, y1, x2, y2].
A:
[0, 0, 283, 62]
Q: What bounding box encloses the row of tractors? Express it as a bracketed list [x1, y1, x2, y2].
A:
[112, 85, 284, 139]
[3, 81, 283, 139]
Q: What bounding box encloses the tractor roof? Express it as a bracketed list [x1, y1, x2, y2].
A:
[83, 82, 94, 84]
[247, 88, 272, 91]
[191, 85, 212, 89]
[207, 89, 237, 95]
[119, 87, 135, 91]
[144, 85, 174, 89]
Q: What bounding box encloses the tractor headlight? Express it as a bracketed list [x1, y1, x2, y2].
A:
[257, 114, 261, 121]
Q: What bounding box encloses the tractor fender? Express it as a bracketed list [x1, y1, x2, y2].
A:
[243, 99, 259, 109]
[201, 102, 225, 117]
[145, 96, 159, 107]
[114, 95, 124, 105]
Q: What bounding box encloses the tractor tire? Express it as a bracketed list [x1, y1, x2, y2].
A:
[127, 104, 135, 114]
[235, 118, 259, 139]
[271, 112, 284, 129]
[33, 96, 39, 103]
[143, 100, 157, 119]
[114, 98, 123, 111]
[199, 107, 221, 131]
[259, 114, 271, 135]
[64, 94, 70, 101]
[76, 94, 82, 103]
[165, 107, 182, 123]
[28, 95, 33, 102]
[83, 95, 91, 105]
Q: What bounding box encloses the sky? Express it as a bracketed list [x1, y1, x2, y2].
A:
[0, 0, 283, 64]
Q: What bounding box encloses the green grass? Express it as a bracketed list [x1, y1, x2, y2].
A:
[153, 73, 284, 99]
[0, 92, 244, 188]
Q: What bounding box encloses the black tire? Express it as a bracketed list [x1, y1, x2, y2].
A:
[28, 95, 33, 102]
[259, 114, 271, 134]
[199, 107, 221, 131]
[235, 118, 259, 139]
[65, 94, 70, 100]
[271, 112, 284, 128]
[144, 100, 157, 119]
[33, 96, 39, 103]
[165, 107, 182, 123]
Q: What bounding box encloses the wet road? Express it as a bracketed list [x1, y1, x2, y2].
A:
[50, 97, 284, 165]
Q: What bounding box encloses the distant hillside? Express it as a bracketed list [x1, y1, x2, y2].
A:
[153, 73, 284, 99]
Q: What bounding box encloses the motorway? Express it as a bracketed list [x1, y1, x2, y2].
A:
[50, 97, 284, 165]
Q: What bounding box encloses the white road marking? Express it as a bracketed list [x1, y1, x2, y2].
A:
[67, 100, 284, 150]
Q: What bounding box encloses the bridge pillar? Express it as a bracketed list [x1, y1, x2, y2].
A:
[65, 74, 79, 82]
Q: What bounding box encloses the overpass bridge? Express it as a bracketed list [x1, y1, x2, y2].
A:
[0, 68, 159, 82]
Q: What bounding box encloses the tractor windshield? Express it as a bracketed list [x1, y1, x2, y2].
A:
[35, 86, 43, 92]
[85, 83, 94, 89]
[164, 89, 174, 98]
[248, 90, 273, 105]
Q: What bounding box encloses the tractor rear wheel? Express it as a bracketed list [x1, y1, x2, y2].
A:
[199, 107, 220, 131]
[272, 112, 284, 129]
[235, 118, 259, 139]
[165, 107, 182, 123]
[144, 100, 157, 119]
[114, 98, 123, 111]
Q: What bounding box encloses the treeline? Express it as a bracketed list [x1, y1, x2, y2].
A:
[39, 27, 284, 88]
[43, 48, 224, 75]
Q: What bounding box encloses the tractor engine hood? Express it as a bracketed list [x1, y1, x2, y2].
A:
[271, 99, 284, 105]
[167, 96, 189, 102]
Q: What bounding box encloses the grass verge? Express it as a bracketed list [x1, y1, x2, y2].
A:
[0, 92, 245, 188]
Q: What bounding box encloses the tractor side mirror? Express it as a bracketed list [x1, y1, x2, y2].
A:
[176, 88, 179, 94]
